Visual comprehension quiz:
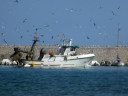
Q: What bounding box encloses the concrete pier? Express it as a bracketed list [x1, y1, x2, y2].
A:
[0, 45, 128, 63]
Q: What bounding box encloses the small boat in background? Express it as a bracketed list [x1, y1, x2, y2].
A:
[111, 55, 125, 66]
[1, 59, 11, 65]
[91, 60, 100, 66]
[100, 59, 112, 66]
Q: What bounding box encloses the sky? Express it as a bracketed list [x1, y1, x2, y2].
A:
[0, 0, 128, 46]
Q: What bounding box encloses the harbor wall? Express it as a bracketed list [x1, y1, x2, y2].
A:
[0, 45, 128, 63]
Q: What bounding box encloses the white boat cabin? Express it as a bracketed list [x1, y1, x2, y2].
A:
[56, 46, 79, 56]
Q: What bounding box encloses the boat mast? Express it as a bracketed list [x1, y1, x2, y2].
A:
[117, 24, 120, 47]
[61, 33, 65, 46]
[29, 28, 39, 59]
[117, 24, 120, 57]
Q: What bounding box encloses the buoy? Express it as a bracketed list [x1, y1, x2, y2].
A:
[64, 56, 67, 61]
[28, 57, 31, 61]
[52, 53, 55, 56]
[32, 62, 35, 67]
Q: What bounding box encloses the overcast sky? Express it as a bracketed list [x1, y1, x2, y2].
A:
[0, 0, 128, 46]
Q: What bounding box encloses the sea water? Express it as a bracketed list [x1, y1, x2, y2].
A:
[0, 66, 128, 96]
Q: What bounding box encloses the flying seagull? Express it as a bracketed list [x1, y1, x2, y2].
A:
[15, 0, 18, 3]
[118, 6, 120, 10]
[112, 11, 115, 16]
[1, 32, 4, 36]
[35, 28, 38, 32]
[87, 36, 90, 39]
[40, 35, 44, 37]
[44, 24, 50, 27]
[3, 39, 8, 44]
[20, 35, 23, 39]
[23, 18, 27, 23]
[51, 36, 54, 39]
[90, 19, 96, 27]
[93, 23, 96, 27]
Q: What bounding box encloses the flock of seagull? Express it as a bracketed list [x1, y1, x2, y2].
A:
[0, 0, 121, 46]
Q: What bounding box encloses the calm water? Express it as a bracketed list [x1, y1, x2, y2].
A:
[0, 66, 128, 96]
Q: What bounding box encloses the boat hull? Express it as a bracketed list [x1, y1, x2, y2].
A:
[22, 54, 95, 68]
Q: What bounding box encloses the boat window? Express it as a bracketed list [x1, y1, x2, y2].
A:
[71, 48, 75, 51]
[56, 48, 65, 55]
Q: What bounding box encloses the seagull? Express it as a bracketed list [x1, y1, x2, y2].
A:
[98, 32, 102, 35]
[20, 35, 23, 39]
[15, 0, 18, 3]
[23, 18, 27, 23]
[51, 36, 54, 39]
[35, 28, 38, 32]
[3, 39, 8, 44]
[87, 36, 90, 39]
[40, 35, 44, 37]
[90, 19, 96, 27]
[93, 23, 96, 27]
[44, 24, 49, 27]
[1, 32, 4, 36]
[118, 6, 120, 10]
[112, 11, 115, 15]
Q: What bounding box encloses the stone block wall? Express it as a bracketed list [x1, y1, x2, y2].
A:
[0, 45, 128, 63]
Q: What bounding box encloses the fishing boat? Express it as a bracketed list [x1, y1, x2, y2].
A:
[10, 30, 95, 68]
[22, 39, 95, 68]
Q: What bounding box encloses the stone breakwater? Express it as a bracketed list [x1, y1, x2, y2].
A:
[0, 45, 128, 63]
